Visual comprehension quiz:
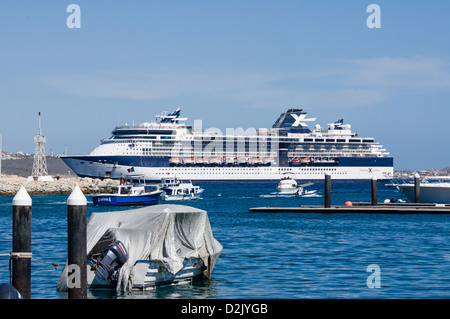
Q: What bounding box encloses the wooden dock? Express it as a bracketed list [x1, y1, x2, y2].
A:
[250, 174, 450, 214]
[249, 203, 450, 214]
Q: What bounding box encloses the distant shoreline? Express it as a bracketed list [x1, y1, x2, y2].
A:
[1, 153, 449, 196]
[0, 174, 119, 196]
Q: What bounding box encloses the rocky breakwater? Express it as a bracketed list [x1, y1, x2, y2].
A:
[0, 175, 120, 195]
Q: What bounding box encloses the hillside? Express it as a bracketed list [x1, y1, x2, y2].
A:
[1, 155, 75, 177]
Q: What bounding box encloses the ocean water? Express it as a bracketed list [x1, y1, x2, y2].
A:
[1, 181, 450, 299]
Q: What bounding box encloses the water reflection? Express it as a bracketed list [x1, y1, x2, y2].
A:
[86, 278, 218, 299]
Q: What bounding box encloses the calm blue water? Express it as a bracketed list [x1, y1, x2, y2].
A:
[1, 181, 450, 299]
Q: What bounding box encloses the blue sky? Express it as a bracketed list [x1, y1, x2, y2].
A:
[0, 1, 449, 171]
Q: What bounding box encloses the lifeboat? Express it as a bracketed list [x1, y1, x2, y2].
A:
[263, 157, 275, 164]
[195, 157, 209, 164]
[168, 157, 180, 164]
[183, 157, 195, 164]
[237, 156, 249, 164]
[223, 156, 236, 165]
[209, 157, 222, 165]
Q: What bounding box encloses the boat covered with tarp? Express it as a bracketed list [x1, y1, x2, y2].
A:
[57, 204, 223, 291]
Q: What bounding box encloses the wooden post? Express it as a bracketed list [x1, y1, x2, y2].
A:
[324, 174, 331, 208]
[414, 173, 420, 204]
[371, 176, 378, 206]
[67, 185, 87, 299]
[12, 186, 32, 299]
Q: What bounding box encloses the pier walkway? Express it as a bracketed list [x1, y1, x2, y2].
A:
[249, 202, 450, 214]
[249, 174, 450, 214]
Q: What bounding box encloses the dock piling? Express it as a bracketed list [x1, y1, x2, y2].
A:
[371, 176, 378, 206]
[11, 186, 32, 299]
[324, 174, 331, 208]
[414, 173, 420, 203]
[67, 185, 87, 299]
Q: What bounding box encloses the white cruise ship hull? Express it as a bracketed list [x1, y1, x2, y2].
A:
[62, 156, 393, 182]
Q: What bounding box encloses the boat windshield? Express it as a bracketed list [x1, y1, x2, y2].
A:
[144, 185, 158, 192]
[119, 186, 132, 195]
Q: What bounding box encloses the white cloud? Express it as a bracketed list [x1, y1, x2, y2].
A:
[41, 70, 287, 100]
[41, 56, 450, 109]
[338, 56, 450, 92]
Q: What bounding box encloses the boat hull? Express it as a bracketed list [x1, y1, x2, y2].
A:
[277, 187, 298, 194]
[162, 194, 203, 201]
[397, 184, 450, 204]
[92, 192, 161, 206]
[62, 156, 394, 182]
[88, 258, 204, 290]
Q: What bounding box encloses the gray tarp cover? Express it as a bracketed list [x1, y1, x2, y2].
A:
[57, 204, 223, 291]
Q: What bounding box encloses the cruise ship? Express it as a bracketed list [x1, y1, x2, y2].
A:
[61, 108, 393, 182]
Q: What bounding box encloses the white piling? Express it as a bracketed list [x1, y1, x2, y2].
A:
[12, 186, 32, 299]
[67, 185, 87, 299]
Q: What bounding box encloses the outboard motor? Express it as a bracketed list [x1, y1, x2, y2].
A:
[94, 241, 128, 281]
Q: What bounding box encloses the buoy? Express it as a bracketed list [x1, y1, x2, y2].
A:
[345, 201, 353, 206]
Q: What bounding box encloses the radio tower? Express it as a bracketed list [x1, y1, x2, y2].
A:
[32, 112, 49, 178]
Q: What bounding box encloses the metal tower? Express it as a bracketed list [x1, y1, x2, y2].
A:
[32, 112, 48, 178]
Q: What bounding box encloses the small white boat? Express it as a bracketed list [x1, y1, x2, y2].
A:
[56, 204, 223, 291]
[277, 172, 298, 193]
[390, 176, 450, 204]
[294, 187, 318, 197]
[161, 177, 204, 201]
[277, 172, 316, 195]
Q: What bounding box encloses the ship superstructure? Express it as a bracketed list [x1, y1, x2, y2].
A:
[61, 108, 393, 181]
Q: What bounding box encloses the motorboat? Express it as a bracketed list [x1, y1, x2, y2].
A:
[390, 176, 450, 204]
[294, 187, 318, 197]
[92, 175, 162, 206]
[160, 177, 204, 201]
[56, 204, 223, 291]
[277, 172, 316, 196]
[277, 172, 298, 193]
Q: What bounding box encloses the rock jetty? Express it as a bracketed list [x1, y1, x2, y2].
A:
[0, 175, 119, 196]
